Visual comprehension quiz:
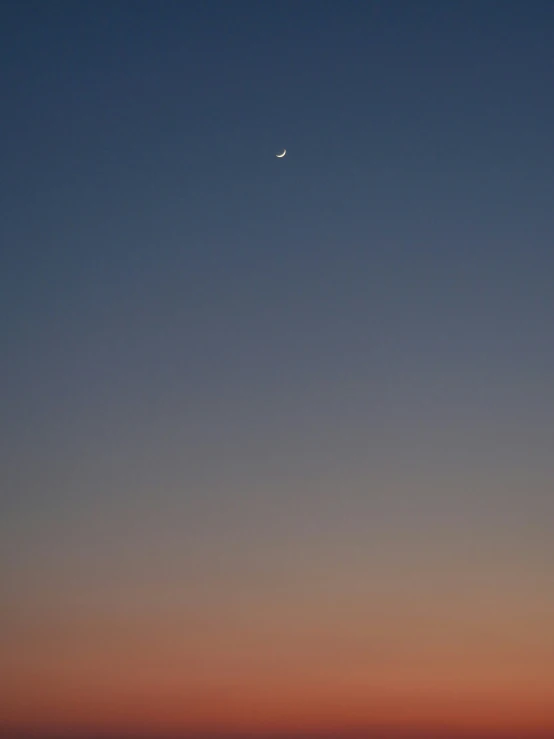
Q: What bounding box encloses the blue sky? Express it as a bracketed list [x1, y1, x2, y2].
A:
[1, 2, 554, 737]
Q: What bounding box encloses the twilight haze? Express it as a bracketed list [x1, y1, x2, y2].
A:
[1, 2, 553, 739]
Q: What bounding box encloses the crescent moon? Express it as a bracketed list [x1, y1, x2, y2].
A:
[276, 149, 286, 158]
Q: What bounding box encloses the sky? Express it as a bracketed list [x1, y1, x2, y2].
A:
[1, 1, 554, 738]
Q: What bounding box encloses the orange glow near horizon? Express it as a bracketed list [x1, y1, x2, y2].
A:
[3, 665, 554, 739]
[3, 578, 554, 738]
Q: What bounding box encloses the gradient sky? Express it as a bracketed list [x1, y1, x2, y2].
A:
[2, 2, 554, 738]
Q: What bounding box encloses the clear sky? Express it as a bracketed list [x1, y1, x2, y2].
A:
[1, 2, 554, 738]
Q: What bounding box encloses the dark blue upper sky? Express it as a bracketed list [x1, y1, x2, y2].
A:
[2, 0, 554, 575]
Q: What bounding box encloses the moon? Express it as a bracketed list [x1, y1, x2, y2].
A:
[276, 149, 286, 158]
